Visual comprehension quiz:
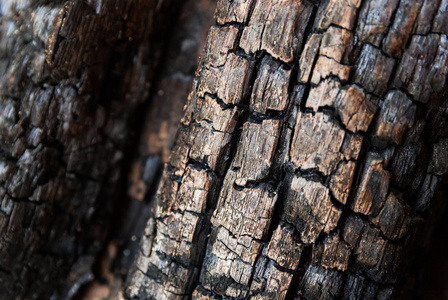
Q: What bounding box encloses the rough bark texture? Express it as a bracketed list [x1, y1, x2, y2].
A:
[114, 0, 216, 287]
[0, 0, 163, 298]
[125, 0, 448, 299]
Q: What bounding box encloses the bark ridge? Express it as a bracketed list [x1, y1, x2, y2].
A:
[126, 0, 448, 299]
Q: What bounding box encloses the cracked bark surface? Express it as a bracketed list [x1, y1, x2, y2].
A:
[0, 0, 172, 298]
[125, 0, 448, 299]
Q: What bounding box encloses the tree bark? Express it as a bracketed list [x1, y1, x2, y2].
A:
[125, 0, 448, 299]
[0, 0, 169, 298]
[1, 0, 448, 299]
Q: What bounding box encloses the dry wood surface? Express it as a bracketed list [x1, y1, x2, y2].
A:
[125, 0, 448, 299]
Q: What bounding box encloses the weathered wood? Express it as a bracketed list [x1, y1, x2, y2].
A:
[284, 176, 342, 244]
[265, 223, 302, 270]
[297, 33, 322, 84]
[290, 112, 346, 175]
[413, 0, 440, 35]
[354, 44, 396, 96]
[314, 0, 362, 31]
[0, 0, 166, 298]
[312, 234, 351, 271]
[356, 0, 400, 46]
[198, 52, 255, 105]
[233, 120, 281, 185]
[345, 215, 402, 283]
[432, 0, 448, 33]
[374, 90, 416, 145]
[299, 265, 343, 299]
[429, 138, 448, 175]
[382, 0, 424, 58]
[392, 34, 448, 103]
[240, 0, 313, 63]
[214, 0, 254, 25]
[371, 192, 411, 240]
[250, 56, 291, 114]
[352, 154, 390, 216]
[119, 0, 448, 299]
[320, 26, 354, 65]
[212, 176, 278, 240]
[306, 78, 377, 132]
[310, 55, 352, 84]
[249, 258, 295, 300]
[330, 160, 357, 205]
[91, 2, 218, 297]
[200, 226, 262, 298]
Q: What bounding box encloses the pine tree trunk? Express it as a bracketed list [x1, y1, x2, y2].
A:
[125, 0, 448, 299]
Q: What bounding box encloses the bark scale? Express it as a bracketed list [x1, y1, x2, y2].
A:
[125, 0, 448, 299]
[1, 0, 448, 299]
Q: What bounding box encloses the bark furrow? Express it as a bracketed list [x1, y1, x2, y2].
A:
[126, 0, 448, 299]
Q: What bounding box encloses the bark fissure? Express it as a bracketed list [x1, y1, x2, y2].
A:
[126, 0, 448, 298]
[1, 0, 448, 299]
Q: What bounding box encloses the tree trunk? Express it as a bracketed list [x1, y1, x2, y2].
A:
[0, 0, 170, 298]
[1, 0, 448, 299]
[125, 0, 448, 299]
